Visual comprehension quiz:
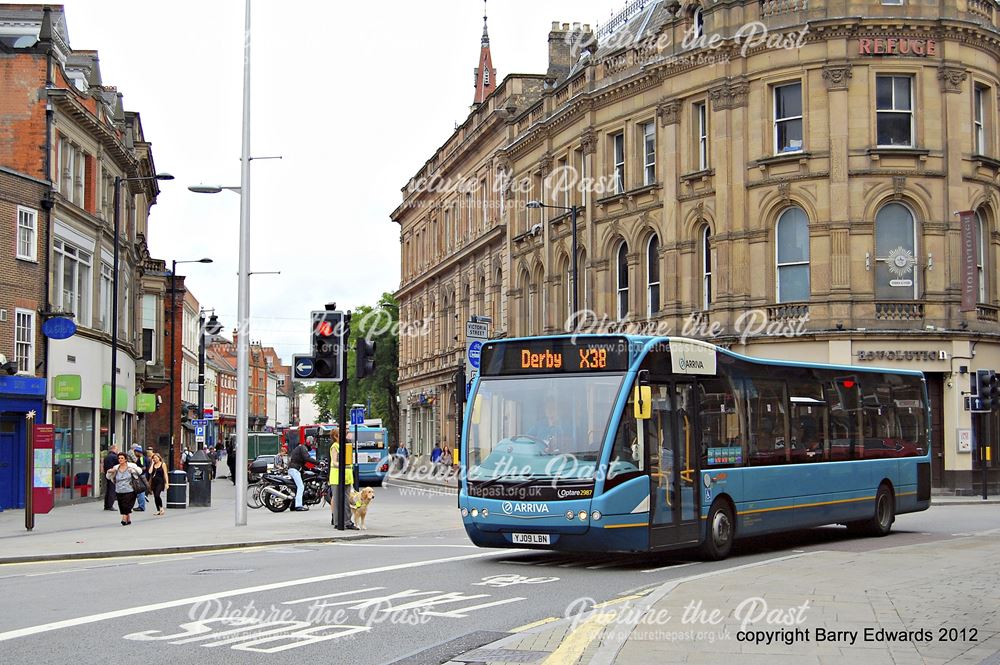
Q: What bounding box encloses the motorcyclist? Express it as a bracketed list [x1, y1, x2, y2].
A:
[288, 436, 314, 512]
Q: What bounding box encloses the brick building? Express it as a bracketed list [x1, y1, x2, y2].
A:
[396, 1, 1000, 492]
[0, 5, 169, 506]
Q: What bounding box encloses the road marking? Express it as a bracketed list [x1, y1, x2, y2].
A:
[511, 616, 559, 633]
[0, 550, 510, 642]
[591, 594, 643, 609]
[640, 561, 698, 574]
[422, 596, 526, 618]
[281, 587, 386, 605]
[541, 612, 617, 665]
[338, 542, 480, 549]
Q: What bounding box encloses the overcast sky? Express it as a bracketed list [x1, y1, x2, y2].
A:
[64, 0, 623, 361]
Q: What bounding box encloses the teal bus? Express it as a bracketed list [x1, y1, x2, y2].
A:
[460, 335, 930, 559]
[347, 421, 390, 485]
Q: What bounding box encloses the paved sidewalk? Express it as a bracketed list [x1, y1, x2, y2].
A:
[450, 533, 1000, 665]
[0, 477, 464, 563]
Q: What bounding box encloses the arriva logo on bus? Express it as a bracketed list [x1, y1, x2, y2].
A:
[502, 501, 551, 515]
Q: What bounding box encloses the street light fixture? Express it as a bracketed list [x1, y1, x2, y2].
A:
[109, 172, 173, 456]
[526, 200, 580, 320]
[169, 257, 213, 469]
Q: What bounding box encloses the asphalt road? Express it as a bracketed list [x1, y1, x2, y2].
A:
[0, 489, 997, 665]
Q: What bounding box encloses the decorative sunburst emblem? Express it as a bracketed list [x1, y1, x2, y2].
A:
[887, 246, 915, 277]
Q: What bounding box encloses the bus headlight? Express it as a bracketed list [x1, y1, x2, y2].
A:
[591, 511, 602, 521]
[481, 508, 489, 518]
[578, 510, 588, 521]
[461, 508, 468, 517]
[471, 508, 479, 517]
[566, 510, 575, 521]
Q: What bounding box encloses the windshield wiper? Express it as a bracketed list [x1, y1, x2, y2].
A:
[474, 472, 526, 489]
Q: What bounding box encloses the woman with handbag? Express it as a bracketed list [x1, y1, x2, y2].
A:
[147, 452, 169, 515]
[105, 452, 143, 525]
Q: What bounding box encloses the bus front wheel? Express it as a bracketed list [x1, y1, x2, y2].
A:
[849, 483, 894, 537]
[701, 500, 734, 560]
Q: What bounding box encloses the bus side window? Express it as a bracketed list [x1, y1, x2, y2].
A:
[698, 377, 745, 467]
[746, 379, 789, 466]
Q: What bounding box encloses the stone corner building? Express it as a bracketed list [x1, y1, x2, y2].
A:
[394, 0, 1000, 493]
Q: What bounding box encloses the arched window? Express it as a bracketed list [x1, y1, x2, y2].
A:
[616, 242, 629, 320]
[976, 209, 989, 303]
[519, 270, 531, 336]
[701, 226, 712, 310]
[494, 267, 503, 325]
[875, 202, 917, 300]
[693, 7, 704, 39]
[776, 207, 810, 302]
[478, 275, 486, 318]
[647, 235, 660, 316]
[579, 248, 589, 310]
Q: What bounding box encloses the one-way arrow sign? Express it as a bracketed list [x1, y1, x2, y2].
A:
[293, 354, 316, 379]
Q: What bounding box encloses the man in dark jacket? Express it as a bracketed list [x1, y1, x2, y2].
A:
[102, 443, 119, 510]
[288, 437, 313, 511]
[226, 441, 237, 485]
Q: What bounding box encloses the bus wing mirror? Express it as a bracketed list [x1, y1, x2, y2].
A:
[634, 385, 652, 420]
[471, 394, 482, 425]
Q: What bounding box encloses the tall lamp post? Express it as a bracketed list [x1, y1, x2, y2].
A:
[526, 201, 579, 318]
[169, 257, 213, 468]
[110, 172, 173, 454]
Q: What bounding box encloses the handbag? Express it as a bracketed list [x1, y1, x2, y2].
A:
[131, 470, 149, 494]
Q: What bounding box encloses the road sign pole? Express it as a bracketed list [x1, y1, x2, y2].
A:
[336, 312, 350, 531]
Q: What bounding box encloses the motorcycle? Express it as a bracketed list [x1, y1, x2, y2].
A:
[260, 462, 329, 513]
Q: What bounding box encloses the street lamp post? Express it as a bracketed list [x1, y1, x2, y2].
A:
[110, 172, 173, 455]
[169, 257, 213, 468]
[526, 201, 579, 320]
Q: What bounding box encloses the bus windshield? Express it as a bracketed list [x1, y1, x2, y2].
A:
[347, 429, 386, 449]
[466, 373, 625, 482]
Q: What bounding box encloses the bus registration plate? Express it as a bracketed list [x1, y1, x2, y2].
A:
[512, 533, 550, 545]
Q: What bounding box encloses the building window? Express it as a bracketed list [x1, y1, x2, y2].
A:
[121, 276, 130, 340]
[616, 242, 629, 320]
[14, 309, 34, 374]
[647, 235, 660, 316]
[53, 238, 92, 326]
[99, 262, 113, 333]
[875, 202, 917, 300]
[702, 226, 712, 309]
[976, 209, 989, 303]
[776, 207, 811, 303]
[876, 75, 913, 147]
[612, 132, 625, 195]
[695, 102, 709, 170]
[974, 84, 988, 155]
[557, 157, 569, 208]
[693, 7, 704, 38]
[642, 122, 656, 186]
[16, 206, 37, 261]
[774, 82, 803, 154]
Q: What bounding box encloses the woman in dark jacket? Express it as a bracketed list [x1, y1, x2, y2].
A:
[147, 452, 169, 515]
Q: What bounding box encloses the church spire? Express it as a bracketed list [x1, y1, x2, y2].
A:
[473, 0, 496, 106]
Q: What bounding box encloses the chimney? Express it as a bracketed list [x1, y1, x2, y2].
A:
[548, 21, 594, 83]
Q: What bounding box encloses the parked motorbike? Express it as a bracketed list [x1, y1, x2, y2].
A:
[260, 462, 328, 512]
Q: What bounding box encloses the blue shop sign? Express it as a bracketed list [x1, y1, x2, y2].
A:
[42, 317, 77, 340]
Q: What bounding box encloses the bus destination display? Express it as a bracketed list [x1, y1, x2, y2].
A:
[481, 337, 630, 375]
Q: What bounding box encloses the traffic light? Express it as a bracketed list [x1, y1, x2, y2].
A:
[356, 338, 376, 379]
[976, 369, 1000, 411]
[312, 310, 344, 380]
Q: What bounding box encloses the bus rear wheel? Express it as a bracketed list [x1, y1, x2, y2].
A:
[700, 500, 734, 560]
[849, 484, 894, 537]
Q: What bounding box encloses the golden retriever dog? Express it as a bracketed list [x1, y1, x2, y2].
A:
[349, 487, 375, 529]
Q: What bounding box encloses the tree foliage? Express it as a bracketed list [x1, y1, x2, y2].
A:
[312, 293, 400, 446]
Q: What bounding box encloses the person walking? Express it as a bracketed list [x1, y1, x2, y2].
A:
[226, 440, 237, 485]
[288, 436, 313, 512]
[396, 443, 410, 472]
[105, 452, 142, 525]
[430, 442, 443, 476]
[181, 446, 193, 471]
[147, 452, 169, 515]
[329, 431, 358, 529]
[102, 443, 119, 511]
[132, 445, 148, 512]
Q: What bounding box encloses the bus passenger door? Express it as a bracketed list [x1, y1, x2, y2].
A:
[649, 382, 701, 548]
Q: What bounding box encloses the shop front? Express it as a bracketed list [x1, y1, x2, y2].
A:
[737, 336, 1000, 493]
[47, 335, 136, 505]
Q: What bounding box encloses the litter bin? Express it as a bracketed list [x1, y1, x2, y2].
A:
[187, 449, 213, 507]
[166, 470, 188, 509]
